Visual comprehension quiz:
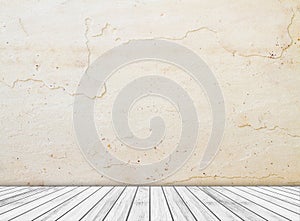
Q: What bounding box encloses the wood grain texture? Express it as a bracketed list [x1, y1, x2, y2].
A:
[0, 186, 298, 220]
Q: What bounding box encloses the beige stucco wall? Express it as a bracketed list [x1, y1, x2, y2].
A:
[0, 0, 299, 185]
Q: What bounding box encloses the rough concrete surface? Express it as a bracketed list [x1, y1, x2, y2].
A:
[0, 0, 299, 185]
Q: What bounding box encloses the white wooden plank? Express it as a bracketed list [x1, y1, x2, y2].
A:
[283, 186, 300, 192]
[273, 186, 300, 195]
[225, 187, 299, 220]
[188, 186, 242, 220]
[150, 186, 172, 221]
[78, 187, 114, 220]
[8, 187, 77, 221]
[81, 186, 125, 220]
[0, 187, 62, 215]
[55, 187, 101, 220]
[0, 186, 297, 220]
[127, 186, 149, 221]
[35, 187, 99, 220]
[0, 187, 18, 195]
[34, 187, 91, 221]
[255, 187, 300, 203]
[163, 186, 196, 221]
[23, 187, 88, 220]
[213, 187, 289, 220]
[0, 187, 49, 208]
[0, 187, 66, 220]
[58, 187, 113, 220]
[238, 187, 299, 212]
[175, 186, 218, 221]
[0, 187, 26, 197]
[0, 187, 35, 201]
[261, 186, 300, 199]
[202, 187, 265, 221]
[105, 186, 137, 221]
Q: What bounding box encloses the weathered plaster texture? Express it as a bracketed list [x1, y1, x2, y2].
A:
[0, 0, 299, 185]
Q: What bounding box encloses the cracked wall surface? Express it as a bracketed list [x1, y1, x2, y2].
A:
[0, 0, 299, 185]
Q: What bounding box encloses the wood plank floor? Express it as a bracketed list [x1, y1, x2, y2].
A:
[0, 186, 298, 220]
